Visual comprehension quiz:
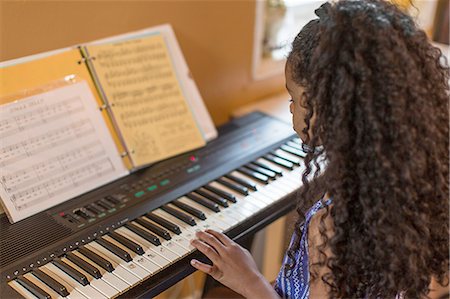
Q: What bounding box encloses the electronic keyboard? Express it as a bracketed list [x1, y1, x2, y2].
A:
[0, 112, 305, 299]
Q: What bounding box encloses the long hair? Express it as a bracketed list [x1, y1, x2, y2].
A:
[285, 1, 449, 297]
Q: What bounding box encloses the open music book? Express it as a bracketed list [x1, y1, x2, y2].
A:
[0, 24, 217, 223]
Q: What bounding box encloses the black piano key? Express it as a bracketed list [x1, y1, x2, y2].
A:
[271, 150, 301, 165]
[194, 189, 229, 207]
[33, 269, 70, 297]
[16, 277, 51, 299]
[264, 154, 294, 170]
[66, 252, 102, 279]
[161, 205, 196, 226]
[224, 174, 258, 191]
[216, 178, 249, 195]
[125, 223, 162, 246]
[78, 247, 114, 272]
[109, 231, 145, 255]
[281, 144, 306, 158]
[237, 167, 269, 184]
[203, 185, 237, 203]
[186, 193, 220, 212]
[171, 200, 207, 220]
[145, 212, 182, 235]
[52, 259, 89, 286]
[96, 238, 132, 262]
[244, 164, 277, 179]
[251, 161, 283, 176]
[135, 218, 172, 240]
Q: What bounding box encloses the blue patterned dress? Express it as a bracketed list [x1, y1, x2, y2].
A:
[274, 199, 332, 299]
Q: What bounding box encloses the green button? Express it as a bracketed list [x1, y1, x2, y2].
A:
[135, 191, 145, 198]
[187, 165, 201, 173]
[147, 185, 157, 191]
[160, 179, 170, 186]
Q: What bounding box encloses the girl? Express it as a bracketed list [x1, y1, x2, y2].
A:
[190, 1, 449, 298]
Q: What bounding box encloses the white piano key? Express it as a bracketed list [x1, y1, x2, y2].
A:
[72, 251, 130, 294]
[61, 257, 119, 298]
[24, 273, 65, 299]
[84, 243, 142, 284]
[102, 235, 161, 274]
[8, 280, 40, 299]
[43, 263, 107, 299]
[161, 239, 190, 257]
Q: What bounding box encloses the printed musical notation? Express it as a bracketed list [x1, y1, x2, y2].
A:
[0, 81, 128, 223]
[86, 34, 205, 167]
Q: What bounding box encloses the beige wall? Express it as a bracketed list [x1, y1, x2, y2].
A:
[0, 0, 285, 125]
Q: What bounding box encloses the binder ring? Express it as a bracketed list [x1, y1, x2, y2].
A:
[77, 57, 96, 64]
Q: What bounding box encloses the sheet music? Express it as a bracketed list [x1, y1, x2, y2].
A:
[86, 34, 206, 167]
[0, 81, 128, 223]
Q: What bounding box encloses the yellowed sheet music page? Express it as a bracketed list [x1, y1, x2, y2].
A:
[86, 34, 206, 167]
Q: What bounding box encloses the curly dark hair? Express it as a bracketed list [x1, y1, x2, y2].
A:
[284, 0, 449, 298]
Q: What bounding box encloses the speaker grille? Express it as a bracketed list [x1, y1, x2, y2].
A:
[0, 214, 71, 268]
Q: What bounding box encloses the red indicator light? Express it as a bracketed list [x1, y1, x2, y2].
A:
[189, 155, 197, 162]
[59, 212, 65, 217]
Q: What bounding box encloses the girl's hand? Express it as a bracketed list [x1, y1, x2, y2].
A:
[190, 229, 279, 299]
